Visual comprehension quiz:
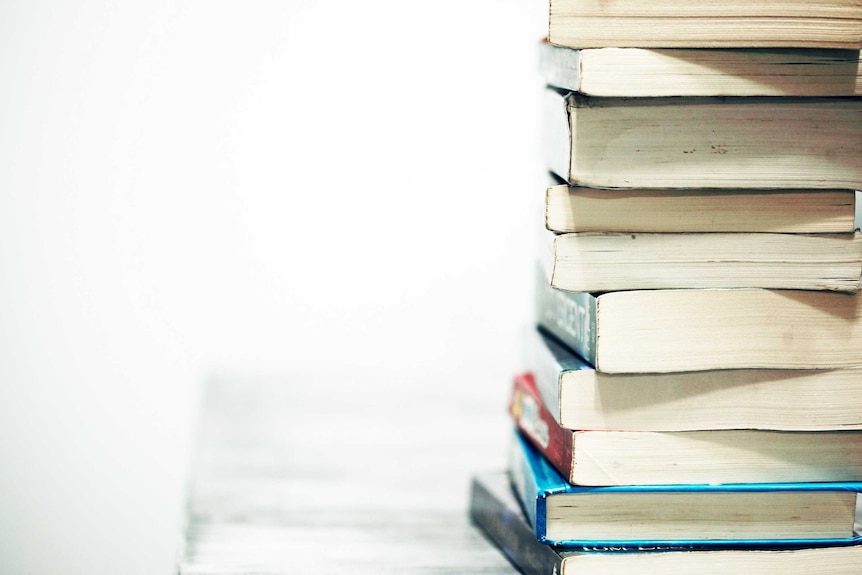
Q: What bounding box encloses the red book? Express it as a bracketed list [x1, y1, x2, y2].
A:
[509, 372, 575, 482]
[508, 372, 862, 487]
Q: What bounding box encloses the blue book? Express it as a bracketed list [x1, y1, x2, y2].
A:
[510, 430, 862, 548]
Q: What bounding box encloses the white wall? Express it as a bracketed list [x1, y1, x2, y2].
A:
[0, 1, 545, 574]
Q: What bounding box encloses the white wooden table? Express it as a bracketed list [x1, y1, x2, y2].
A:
[176, 372, 518, 574]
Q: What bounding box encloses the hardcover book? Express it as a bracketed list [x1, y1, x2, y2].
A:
[541, 228, 862, 292]
[510, 369, 862, 486]
[544, 182, 858, 234]
[523, 326, 862, 432]
[535, 267, 862, 373]
[543, 88, 862, 190]
[539, 40, 862, 97]
[470, 472, 862, 575]
[509, 431, 862, 547]
[547, 0, 862, 49]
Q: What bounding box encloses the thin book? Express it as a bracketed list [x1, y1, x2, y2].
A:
[541, 228, 862, 292]
[539, 40, 862, 97]
[544, 182, 858, 234]
[547, 0, 862, 49]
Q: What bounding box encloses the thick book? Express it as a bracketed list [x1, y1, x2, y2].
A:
[542, 228, 862, 292]
[547, 0, 862, 49]
[523, 326, 862, 432]
[509, 430, 862, 548]
[469, 471, 862, 575]
[545, 183, 858, 234]
[543, 88, 862, 190]
[539, 40, 862, 97]
[535, 268, 862, 373]
[510, 370, 862, 486]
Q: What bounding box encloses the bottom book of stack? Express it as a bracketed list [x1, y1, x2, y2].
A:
[469, 470, 862, 575]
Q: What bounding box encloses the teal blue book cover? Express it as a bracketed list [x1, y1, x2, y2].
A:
[510, 431, 862, 548]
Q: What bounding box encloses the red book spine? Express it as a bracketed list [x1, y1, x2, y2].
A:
[509, 372, 575, 483]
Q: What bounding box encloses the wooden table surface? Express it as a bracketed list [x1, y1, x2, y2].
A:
[176, 372, 518, 574]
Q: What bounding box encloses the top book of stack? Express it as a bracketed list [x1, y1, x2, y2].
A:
[549, 0, 862, 49]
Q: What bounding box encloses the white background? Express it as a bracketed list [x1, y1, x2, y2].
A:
[0, 1, 546, 574]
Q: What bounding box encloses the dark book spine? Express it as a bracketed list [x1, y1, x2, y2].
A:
[510, 373, 576, 483]
[535, 267, 598, 366]
[469, 475, 563, 575]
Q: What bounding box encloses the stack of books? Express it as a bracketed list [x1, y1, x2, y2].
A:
[470, 2, 862, 573]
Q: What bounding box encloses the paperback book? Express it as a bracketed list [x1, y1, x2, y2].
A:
[539, 40, 862, 97]
[544, 181, 858, 234]
[541, 228, 862, 292]
[510, 369, 862, 486]
[509, 431, 862, 547]
[543, 88, 862, 190]
[535, 267, 862, 373]
[523, 326, 862, 432]
[470, 472, 862, 575]
[547, 0, 862, 49]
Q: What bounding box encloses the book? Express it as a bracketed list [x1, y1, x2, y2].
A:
[469, 471, 862, 575]
[543, 88, 862, 190]
[509, 430, 862, 547]
[510, 370, 862, 486]
[547, 0, 862, 49]
[541, 229, 862, 292]
[545, 182, 858, 233]
[535, 268, 862, 373]
[539, 40, 862, 97]
[524, 327, 862, 432]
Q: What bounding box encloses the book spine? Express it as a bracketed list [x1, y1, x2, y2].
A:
[469, 476, 563, 575]
[510, 373, 576, 483]
[535, 268, 598, 367]
[542, 87, 573, 183]
[509, 431, 548, 542]
[523, 327, 565, 424]
[856, 190, 860, 231]
[539, 40, 581, 93]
